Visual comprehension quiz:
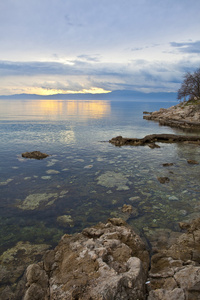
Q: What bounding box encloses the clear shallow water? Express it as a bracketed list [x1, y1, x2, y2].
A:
[0, 99, 200, 253]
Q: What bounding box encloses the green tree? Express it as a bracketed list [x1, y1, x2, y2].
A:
[177, 68, 200, 102]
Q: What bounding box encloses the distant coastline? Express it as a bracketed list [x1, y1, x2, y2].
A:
[0, 90, 177, 102]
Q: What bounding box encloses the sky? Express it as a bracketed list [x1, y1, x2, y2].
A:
[0, 0, 200, 96]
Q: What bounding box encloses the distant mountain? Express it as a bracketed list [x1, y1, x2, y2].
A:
[0, 90, 177, 101]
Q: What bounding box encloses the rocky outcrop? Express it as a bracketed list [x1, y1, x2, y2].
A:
[109, 134, 200, 147]
[23, 218, 150, 300]
[2, 218, 200, 299]
[143, 101, 200, 129]
[147, 217, 200, 300]
[22, 151, 49, 159]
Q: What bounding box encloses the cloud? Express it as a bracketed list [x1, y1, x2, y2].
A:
[170, 41, 200, 54]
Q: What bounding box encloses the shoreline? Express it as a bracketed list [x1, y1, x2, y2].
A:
[143, 100, 200, 130]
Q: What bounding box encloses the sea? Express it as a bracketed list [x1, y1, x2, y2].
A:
[0, 99, 200, 254]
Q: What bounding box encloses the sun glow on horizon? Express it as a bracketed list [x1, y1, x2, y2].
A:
[22, 87, 111, 96]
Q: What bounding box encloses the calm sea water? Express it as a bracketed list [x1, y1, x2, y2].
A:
[0, 99, 200, 253]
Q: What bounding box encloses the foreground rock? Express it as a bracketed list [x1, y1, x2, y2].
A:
[0, 242, 50, 300]
[22, 151, 49, 159]
[147, 217, 200, 300]
[23, 218, 149, 300]
[109, 134, 200, 147]
[143, 100, 200, 129]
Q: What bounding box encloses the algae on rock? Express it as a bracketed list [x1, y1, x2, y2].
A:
[96, 171, 132, 190]
[17, 192, 58, 210]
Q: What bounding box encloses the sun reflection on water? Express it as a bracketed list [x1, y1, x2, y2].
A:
[0, 99, 111, 120]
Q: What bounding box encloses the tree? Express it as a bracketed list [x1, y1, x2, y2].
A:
[177, 68, 200, 102]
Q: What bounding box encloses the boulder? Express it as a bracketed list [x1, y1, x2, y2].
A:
[23, 218, 150, 300]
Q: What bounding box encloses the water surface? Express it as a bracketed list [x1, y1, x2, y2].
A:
[0, 99, 200, 253]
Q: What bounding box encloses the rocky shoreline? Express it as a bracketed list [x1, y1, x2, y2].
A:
[143, 100, 200, 129]
[1, 217, 200, 299]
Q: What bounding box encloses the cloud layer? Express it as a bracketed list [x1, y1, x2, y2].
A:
[0, 0, 200, 95]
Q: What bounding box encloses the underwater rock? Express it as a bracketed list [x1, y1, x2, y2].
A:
[129, 196, 141, 202]
[46, 169, 60, 174]
[16, 192, 58, 210]
[41, 176, 51, 180]
[23, 218, 149, 300]
[57, 215, 74, 228]
[84, 164, 93, 169]
[162, 163, 174, 167]
[168, 195, 179, 201]
[121, 204, 139, 219]
[0, 178, 13, 186]
[0, 241, 50, 299]
[187, 159, 199, 164]
[157, 177, 170, 184]
[22, 151, 49, 160]
[97, 171, 131, 190]
[122, 204, 133, 213]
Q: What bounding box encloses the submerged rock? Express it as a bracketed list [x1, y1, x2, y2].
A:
[0, 178, 13, 186]
[162, 163, 174, 167]
[16, 192, 58, 210]
[187, 159, 199, 164]
[23, 218, 150, 300]
[157, 177, 170, 184]
[96, 171, 131, 190]
[56, 215, 74, 228]
[22, 151, 49, 160]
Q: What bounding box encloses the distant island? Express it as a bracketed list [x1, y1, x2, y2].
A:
[0, 90, 177, 102]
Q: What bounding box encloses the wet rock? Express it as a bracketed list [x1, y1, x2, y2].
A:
[187, 159, 199, 164]
[148, 143, 160, 149]
[109, 134, 200, 147]
[157, 177, 170, 184]
[22, 151, 49, 160]
[23, 219, 150, 300]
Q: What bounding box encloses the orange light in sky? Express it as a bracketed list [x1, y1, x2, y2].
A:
[23, 87, 111, 95]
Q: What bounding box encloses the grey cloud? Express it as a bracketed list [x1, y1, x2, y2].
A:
[77, 55, 101, 62]
[170, 41, 200, 53]
[0, 56, 199, 93]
